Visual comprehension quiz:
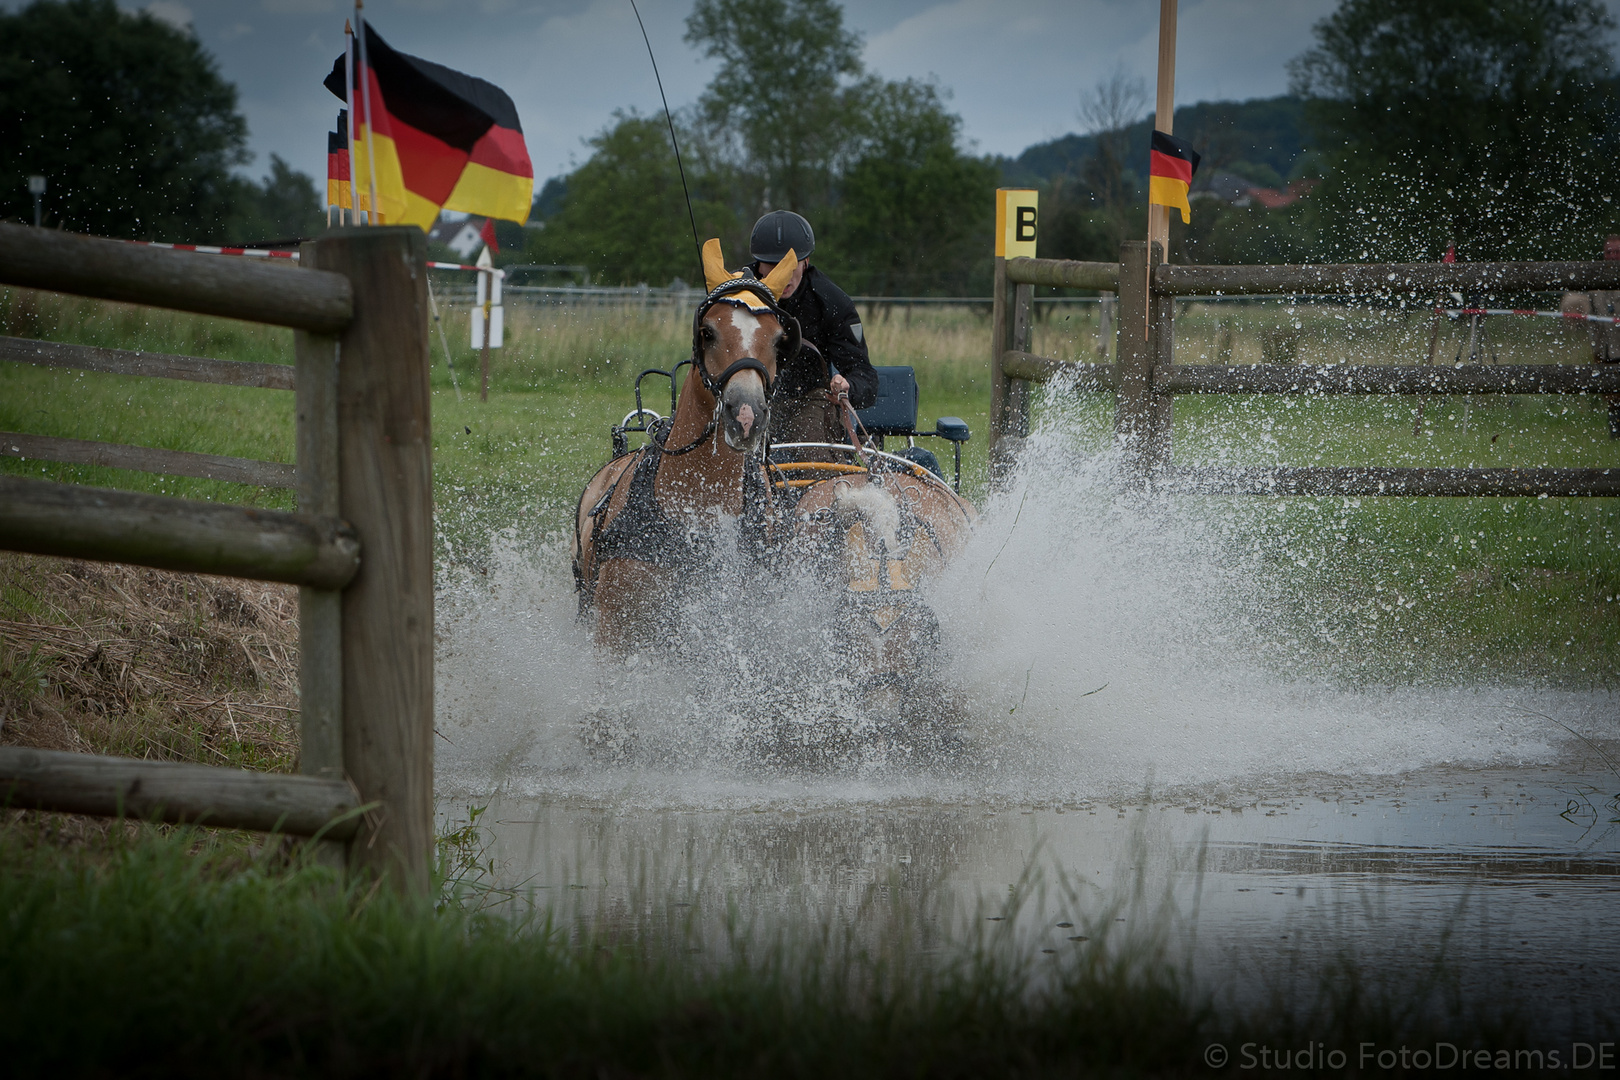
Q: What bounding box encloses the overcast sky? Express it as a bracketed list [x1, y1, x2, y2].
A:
[47, 0, 1620, 199]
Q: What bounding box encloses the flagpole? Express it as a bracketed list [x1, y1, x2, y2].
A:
[355, 1, 382, 225]
[1146, 0, 1177, 338]
[344, 21, 359, 225]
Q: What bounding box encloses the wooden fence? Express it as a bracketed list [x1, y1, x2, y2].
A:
[989, 239, 1620, 496]
[0, 222, 435, 893]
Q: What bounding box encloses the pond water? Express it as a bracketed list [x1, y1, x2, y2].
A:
[434, 413, 1619, 1038]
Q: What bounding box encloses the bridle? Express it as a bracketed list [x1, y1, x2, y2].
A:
[662, 274, 802, 457]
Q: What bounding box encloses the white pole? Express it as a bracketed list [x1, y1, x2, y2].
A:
[355, 2, 382, 225]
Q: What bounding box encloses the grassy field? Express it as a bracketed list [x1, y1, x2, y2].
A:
[0, 287, 1612, 1073]
[5, 286, 1614, 682]
[0, 815, 1550, 1077]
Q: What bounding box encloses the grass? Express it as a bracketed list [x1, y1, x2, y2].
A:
[0, 816, 1555, 1078]
[1, 286, 1611, 1070]
[0, 552, 299, 772]
[3, 285, 1618, 683]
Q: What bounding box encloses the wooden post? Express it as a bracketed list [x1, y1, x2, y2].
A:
[480, 332, 490, 403]
[294, 259, 343, 783]
[1097, 292, 1115, 360]
[1147, 0, 1179, 262]
[1012, 281, 1033, 427]
[1149, 251, 1175, 471]
[987, 278, 1035, 482]
[302, 227, 434, 895]
[989, 255, 1022, 484]
[1116, 240, 1167, 481]
[990, 187, 1039, 486]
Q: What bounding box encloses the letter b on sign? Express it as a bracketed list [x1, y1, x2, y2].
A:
[996, 188, 1038, 259]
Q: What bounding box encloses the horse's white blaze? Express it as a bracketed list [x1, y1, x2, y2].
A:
[717, 305, 772, 396]
[719, 304, 763, 338]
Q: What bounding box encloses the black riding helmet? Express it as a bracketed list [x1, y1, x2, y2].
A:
[750, 210, 815, 263]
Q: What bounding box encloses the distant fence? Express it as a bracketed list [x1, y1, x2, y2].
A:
[430, 280, 1106, 315]
[989, 239, 1620, 497]
[0, 223, 434, 893]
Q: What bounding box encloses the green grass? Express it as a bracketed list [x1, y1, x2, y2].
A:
[3, 287, 1617, 682]
[0, 820, 1545, 1078]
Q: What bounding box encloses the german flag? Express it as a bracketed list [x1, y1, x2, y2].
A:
[327, 112, 351, 210]
[1148, 131, 1201, 225]
[324, 23, 533, 230]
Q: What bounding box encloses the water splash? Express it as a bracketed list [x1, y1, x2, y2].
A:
[435, 400, 1605, 808]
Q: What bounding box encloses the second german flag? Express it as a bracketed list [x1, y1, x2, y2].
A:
[1148, 131, 1200, 225]
[324, 23, 533, 230]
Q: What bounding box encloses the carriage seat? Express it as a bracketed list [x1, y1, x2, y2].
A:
[856, 366, 920, 436]
[852, 366, 971, 488]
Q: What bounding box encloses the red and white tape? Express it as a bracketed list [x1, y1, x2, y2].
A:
[1439, 306, 1618, 325]
[129, 240, 297, 259]
[122, 240, 501, 275]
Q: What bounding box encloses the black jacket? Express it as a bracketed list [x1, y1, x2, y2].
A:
[751, 263, 878, 409]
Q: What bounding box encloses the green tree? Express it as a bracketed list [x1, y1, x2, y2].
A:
[525, 112, 732, 286]
[1291, 0, 1620, 261]
[540, 0, 1001, 289]
[225, 155, 324, 245]
[819, 81, 997, 295]
[0, 0, 249, 241]
[684, 0, 870, 215]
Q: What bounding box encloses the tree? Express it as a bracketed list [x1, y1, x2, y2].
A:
[1291, 0, 1620, 261]
[1041, 69, 1149, 262]
[524, 112, 733, 286]
[540, 0, 1000, 290]
[820, 80, 997, 295]
[225, 155, 324, 245]
[684, 0, 871, 215]
[0, 0, 250, 241]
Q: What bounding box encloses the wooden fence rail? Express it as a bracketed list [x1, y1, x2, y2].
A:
[0, 474, 356, 587]
[0, 221, 352, 333]
[1005, 257, 1120, 291]
[1, 432, 295, 487]
[1164, 466, 1620, 498]
[1153, 259, 1620, 297]
[0, 225, 433, 893]
[1003, 360, 1620, 397]
[0, 335, 296, 389]
[0, 747, 362, 839]
[987, 222, 1620, 495]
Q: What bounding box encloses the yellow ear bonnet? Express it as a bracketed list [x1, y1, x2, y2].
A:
[700, 238, 792, 311]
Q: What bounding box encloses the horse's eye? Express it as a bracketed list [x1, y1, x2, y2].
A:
[700, 325, 717, 347]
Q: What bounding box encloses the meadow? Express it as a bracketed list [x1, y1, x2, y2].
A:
[3, 284, 1616, 685]
[1, 284, 1615, 1073]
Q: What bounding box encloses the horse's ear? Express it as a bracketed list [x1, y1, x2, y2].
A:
[761, 248, 797, 299]
[702, 238, 738, 292]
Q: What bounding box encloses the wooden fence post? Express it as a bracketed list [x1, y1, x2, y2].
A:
[989, 257, 1030, 485]
[1149, 246, 1175, 472]
[1115, 240, 1169, 481]
[303, 227, 434, 894]
[294, 285, 343, 784]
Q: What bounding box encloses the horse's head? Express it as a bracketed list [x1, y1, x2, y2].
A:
[693, 238, 801, 455]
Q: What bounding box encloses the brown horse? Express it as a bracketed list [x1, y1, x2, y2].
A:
[573, 240, 800, 648]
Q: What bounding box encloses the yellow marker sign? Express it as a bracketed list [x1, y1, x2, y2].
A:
[995, 188, 1038, 258]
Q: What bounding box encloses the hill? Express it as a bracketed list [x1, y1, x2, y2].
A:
[997, 95, 1314, 191]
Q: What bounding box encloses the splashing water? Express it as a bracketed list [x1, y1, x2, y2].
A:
[435, 399, 1605, 809]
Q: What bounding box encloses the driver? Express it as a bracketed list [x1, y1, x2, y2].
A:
[747, 210, 878, 413]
